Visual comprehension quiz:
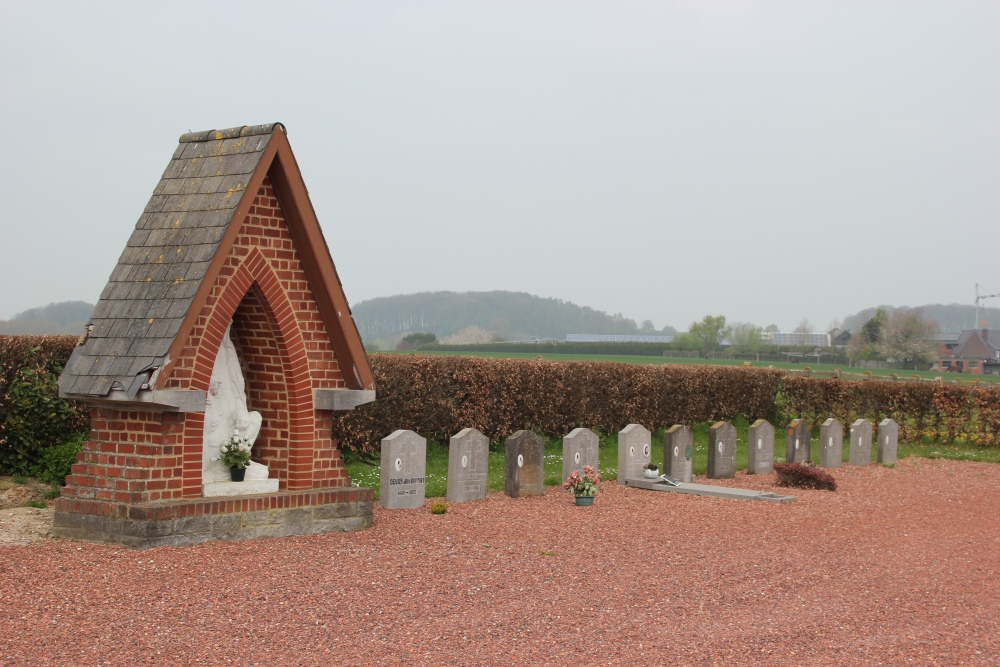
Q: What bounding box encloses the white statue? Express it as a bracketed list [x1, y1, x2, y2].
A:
[202, 324, 270, 484]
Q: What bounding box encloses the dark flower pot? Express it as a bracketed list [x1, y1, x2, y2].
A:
[574, 495, 594, 506]
[230, 466, 246, 482]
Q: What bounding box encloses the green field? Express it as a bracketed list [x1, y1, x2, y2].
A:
[347, 422, 1000, 500]
[382, 349, 998, 384]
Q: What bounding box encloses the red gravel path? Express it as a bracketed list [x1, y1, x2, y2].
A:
[1, 458, 997, 666]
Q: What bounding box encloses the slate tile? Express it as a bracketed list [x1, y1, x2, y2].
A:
[161, 159, 185, 179]
[126, 229, 151, 247]
[197, 156, 227, 179]
[200, 210, 231, 228]
[217, 174, 250, 194]
[143, 195, 169, 214]
[145, 298, 173, 319]
[171, 281, 200, 300]
[166, 299, 193, 319]
[180, 141, 213, 160]
[197, 176, 225, 194]
[178, 158, 205, 179]
[187, 243, 216, 263]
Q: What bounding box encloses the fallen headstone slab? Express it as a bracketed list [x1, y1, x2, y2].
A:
[624, 477, 796, 504]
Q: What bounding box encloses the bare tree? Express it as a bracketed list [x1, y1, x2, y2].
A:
[877, 308, 939, 369]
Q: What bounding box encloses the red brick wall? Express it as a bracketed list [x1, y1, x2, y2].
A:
[61, 409, 186, 505]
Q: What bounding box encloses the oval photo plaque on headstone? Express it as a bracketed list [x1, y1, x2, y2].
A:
[717, 442, 724, 454]
[673, 445, 679, 457]
[757, 438, 763, 450]
[574, 452, 581, 464]
[629, 446, 635, 457]
[461, 455, 468, 468]
[685, 445, 692, 461]
[394, 457, 402, 472]
[517, 454, 524, 468]
[643, 444, 650, 458]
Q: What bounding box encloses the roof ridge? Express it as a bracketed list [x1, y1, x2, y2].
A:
[179, 123, 284, 143]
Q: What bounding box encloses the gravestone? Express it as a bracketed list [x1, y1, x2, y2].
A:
[379, 430, 426, 509]
[664, 424, 693, 483]
[877, 418, 898, 465]
[819, 418, 843, 468]
[747, 419, 775, 475]
[504, 430, 545, 497]
[562, 428, 599, 485]
[785, 419, 811, 463]
[447, 428, 489, 504]
[849, 419, 872, 466]
[707, 421, 736, 479]
[617, 424, 651, 483]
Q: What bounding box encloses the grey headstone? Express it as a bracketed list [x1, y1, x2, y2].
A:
[849, 419, 872, 466]
[785, 419, 811, 463]
[562, 428, 599, 485]
[819, 418, 843, 468]
[379, 430, 426, 509]
[877, 418, 898, 465]
[504, 430, 544, 497]
[447, 428, 489, 504]
[747, 419, 775, 475]
[617, 424, 651, 483]
[707, 421, 736, 479]
[664, 424, 693, 483]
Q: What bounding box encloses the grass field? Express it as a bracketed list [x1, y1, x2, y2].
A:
[347, 422, 1000, 500]
[382, 349, 1000, 384]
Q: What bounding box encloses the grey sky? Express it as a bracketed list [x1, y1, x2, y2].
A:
[1, 0, 997, 332]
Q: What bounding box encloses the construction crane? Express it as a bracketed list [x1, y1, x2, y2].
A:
[975, 284, 1000, 328]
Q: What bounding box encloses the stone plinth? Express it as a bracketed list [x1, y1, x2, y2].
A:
[849, 419, 872, 465]
[707, 421, 736, 479]
[618, 424, 651, 483]
[53, 487, 373, 549]
[786, 419, 811, 463]
[878, 419, 898, 464]
[505, 430, 544, 497]
[447, 428, 489, 504]
[204, 478, 280, 497]
[562, 428, 599, 484]
[664, 425, 693, 483]
[380, 430, 427, 509]
[819, 418, 843, 468]
[747, 419, 775, 475]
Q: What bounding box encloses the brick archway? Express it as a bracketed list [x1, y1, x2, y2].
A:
[182, 247, 315, 496]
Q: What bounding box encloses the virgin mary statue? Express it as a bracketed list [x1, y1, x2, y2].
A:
[202, 324, 270, 484]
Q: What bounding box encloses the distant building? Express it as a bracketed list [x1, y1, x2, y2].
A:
[566, 333, 674, 343]
[764, 332, 831, 347]
[935, 329, 1000, 375]
[828, 328, 853, 347]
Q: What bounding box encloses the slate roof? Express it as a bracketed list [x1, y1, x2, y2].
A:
[60, 124, 282, 398]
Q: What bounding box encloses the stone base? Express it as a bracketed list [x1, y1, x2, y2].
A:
[53, 487, 373, 549]
[625, 478, 796, 504]
[203, 478, 280, 497]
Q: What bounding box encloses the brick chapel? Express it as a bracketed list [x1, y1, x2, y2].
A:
[56, 123, 376, 547]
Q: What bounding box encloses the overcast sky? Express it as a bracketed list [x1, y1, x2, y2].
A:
[1, 1, 997, 331]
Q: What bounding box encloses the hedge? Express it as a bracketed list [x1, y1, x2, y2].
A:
[3, 342, 999, 466]
[0, 335, 89, 476]
[330, 355, 785, 454]
[330, 355, 1000, 453]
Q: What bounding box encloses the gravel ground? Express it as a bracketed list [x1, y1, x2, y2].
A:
[0, 458, 997, 667]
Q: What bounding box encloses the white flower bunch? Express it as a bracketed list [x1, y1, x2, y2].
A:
[219, 429, 253, 468]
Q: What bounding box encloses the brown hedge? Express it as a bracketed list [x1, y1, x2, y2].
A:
[331, 355, 1000, 453]
[331, 355, 785, 453]
[778, 376, 1000, 444]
